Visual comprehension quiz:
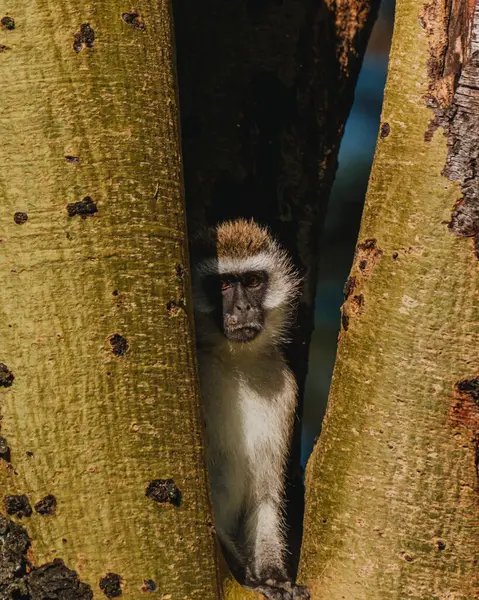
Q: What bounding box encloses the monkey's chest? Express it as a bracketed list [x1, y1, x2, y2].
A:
[237, 388, 283, 462]
[200, 356, 288, 473]
[205, 388, 280, 466]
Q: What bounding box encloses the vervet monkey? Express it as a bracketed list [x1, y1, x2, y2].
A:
[192, 219, 309, 600]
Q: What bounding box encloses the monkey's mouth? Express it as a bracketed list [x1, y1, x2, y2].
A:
[224, 324, 262, 343]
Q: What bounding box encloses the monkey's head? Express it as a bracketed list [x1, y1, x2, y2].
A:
[192, 219, 300, 348]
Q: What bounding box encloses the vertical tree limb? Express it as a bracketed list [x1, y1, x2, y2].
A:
[299, 0, 479, 597]
[0, 1, 220, 598]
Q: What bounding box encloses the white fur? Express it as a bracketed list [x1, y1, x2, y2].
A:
[197, 347, 296, 581]
[197, 253, 277, 277]
[195, 252, 299, 314]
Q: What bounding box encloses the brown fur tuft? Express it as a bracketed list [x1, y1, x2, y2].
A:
[217, 219, 274, 259]
[193, 219, 276, 260]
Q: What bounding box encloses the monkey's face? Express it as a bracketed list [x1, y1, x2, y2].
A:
[192, 220, 301, 350]
[207, 271, 268, 343]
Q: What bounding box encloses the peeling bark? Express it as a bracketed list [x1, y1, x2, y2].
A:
[423, 0, 479, 256]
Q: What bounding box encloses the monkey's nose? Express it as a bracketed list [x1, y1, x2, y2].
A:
[236, 303, 251, 312]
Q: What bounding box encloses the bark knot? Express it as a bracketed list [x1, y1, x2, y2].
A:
[34, 495, 57, 516]
[1, 16, 15, 30]
[121, 13, 145, 29]
[0, 437, 11, 462]
[340, 239, 381, 332]
[146, 479, 181, 506]
[66, 196, 98, 218]
[99, 573, 122, 598]
[0, 364, 14, 387]
[73, 23, 95, 53]
[108, 334, 129, 357]
[3, 495, 32, 519]
[13, 212, 28, 225]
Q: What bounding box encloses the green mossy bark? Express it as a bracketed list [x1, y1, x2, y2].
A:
[0, 2, 220, 598]
[299, 0, 479, 598]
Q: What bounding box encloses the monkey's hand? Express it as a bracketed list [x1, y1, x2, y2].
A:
[245, 578, 310, 600]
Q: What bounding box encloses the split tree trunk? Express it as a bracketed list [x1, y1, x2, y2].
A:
[299, 0, 479, 597]
[0, 2, 220, 599]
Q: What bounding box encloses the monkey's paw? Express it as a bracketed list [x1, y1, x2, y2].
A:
[245, 579, 310, 600]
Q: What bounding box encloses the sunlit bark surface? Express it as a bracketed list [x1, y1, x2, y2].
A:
[299, 0, 479, 598]
[0, 2, 220, 598]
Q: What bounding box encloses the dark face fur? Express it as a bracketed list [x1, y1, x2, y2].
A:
[206, 271, 268, 343]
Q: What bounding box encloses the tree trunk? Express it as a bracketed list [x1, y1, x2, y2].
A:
[0, 2, 220, 599]
[173, 2, 379, 593]
[299, 0, 479, 597]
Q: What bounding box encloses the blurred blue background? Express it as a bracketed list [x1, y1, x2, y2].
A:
[301, 0, 396, 465]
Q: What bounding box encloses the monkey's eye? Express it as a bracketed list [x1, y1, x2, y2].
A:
[243, 274, 262, 288]
[221, 279, 233, 291]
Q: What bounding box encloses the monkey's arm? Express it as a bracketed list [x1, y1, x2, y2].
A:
[243, 364, 295, 584]
[242, 365, 309, 600]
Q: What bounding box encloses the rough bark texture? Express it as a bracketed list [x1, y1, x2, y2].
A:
[0, 2, 220, 599]
[299, 0, 479, 598]
[173, 1, 379, 592]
